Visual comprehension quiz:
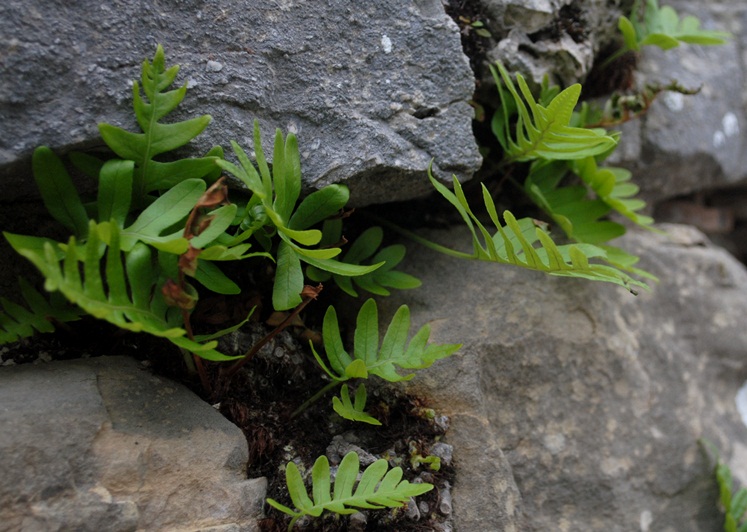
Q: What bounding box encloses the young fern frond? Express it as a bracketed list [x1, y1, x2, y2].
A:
[218, 121, 382, 310]
[98, 44, 220, 205]
[0, 277, 83, 344]
[332, 384, 382, 425]
[5, 221, 238, 362]
[266, 451, 433, 531]
[311, 299, 461, 384]
[619, 0, 731, 52]
[425, 169, 652, 293]
[491, 62, 617, 162]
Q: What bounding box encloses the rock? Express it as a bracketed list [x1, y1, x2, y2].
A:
[0, 356, 265, 531]
[0, 0, 480, 206]
[478, 0, 632, 88]
[610, 0, 747, 203]
[378, 223, 747, 531]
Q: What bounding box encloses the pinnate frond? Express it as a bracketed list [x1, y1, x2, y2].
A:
[491, 62, 616, 162]
[426, 169, 651, 293]
[311, 299, 461, 383]
[0, 277, 83, 344]
[266, 451, 432, 531]
[619, 0, 730, 52]
[5, 222, 237, 361]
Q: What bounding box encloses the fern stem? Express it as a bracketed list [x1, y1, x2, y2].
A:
[361, 212, 475, 260]
[223, 285, 322, 381]
[290, 379, 340, 419]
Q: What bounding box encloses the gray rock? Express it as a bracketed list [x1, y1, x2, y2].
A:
[611, 0, 747, 203]
[0, 356, 265, 532]
[0, 0, 480, 206]
[478, 0, 633, 88]
[378, 223, 747, 531]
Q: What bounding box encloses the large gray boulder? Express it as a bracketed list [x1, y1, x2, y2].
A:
[378, 223, 747, 531]
[0, 0, 480, 206]
[0, 356, 265, 531]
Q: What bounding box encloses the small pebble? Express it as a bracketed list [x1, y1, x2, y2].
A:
[206, 60, 223, 72]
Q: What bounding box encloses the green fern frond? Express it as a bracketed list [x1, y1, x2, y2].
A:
[620, 0, 730, 52]
[5, 222, 237, 361]
[218, 121, 381, 310]
[0, 277, 83, 344]
[311, 299, 461, 384]
[425, 169, 651, 292]
[571, 157, 656, 229]
[266, 451, 433, 531]
[98, 45, 218, 205]
[491, 62, 617, 162]
[332, 384, 382, 425]
[307, 222, 422, 297]
[525, 160, 625, 245]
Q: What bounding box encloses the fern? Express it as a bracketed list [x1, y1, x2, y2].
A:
[311, 298, 461, 384]
[619, 0, 731, 52]
[4, 221, 238, 361]
[332, 384, 382, 425]
[0, 277, 83, 344]
[421, 169, 651, 292]
[491, 62, 617, 162]
[218, 121, 381, 310]
[307, 222, 422, 297]
[98, 44, 221, 206]
[266, 451, 432, 531]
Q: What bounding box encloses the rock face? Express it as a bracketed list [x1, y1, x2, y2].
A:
[0, 0, 480, 206]
[478, 0, 633, 87]
[0, 356, 265, 531]
[378, 224, 747, 531]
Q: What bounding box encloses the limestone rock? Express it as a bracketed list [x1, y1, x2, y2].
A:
[0, 356, 265, 531]
[378, 224, 747, 530]
[0, 0, 480, 206]
[479, 0, 632, 87]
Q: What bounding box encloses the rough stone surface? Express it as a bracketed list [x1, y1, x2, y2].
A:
[611, 0, 747, 203]
[0, 356, 265, 532]
[379, 224, 747, 531]
[0, 0, 480, 206]
[479, 0, 633, 87]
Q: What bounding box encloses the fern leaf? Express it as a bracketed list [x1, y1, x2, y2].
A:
[429, 170, 651, 292]
[620, 0, 730, 52]
[267, 451, 432, 530]
[0, 277, 83, 344]
[491, 62, 616, 162]
[98, 45, 216, 205]
[306, 224, 421, 297]
[332, 384, 382, 425]
[571, 157, 656, 229]
[5, 221, 237, 362]
[311, 299, 461, 383]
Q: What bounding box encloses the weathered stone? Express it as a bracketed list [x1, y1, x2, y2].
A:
[478, 0, 633, 87]
[608, 0, 747, 202]
[0, 356, 265, 531]
[0, 0, 480, 206]
[378, 224, 747, 531]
